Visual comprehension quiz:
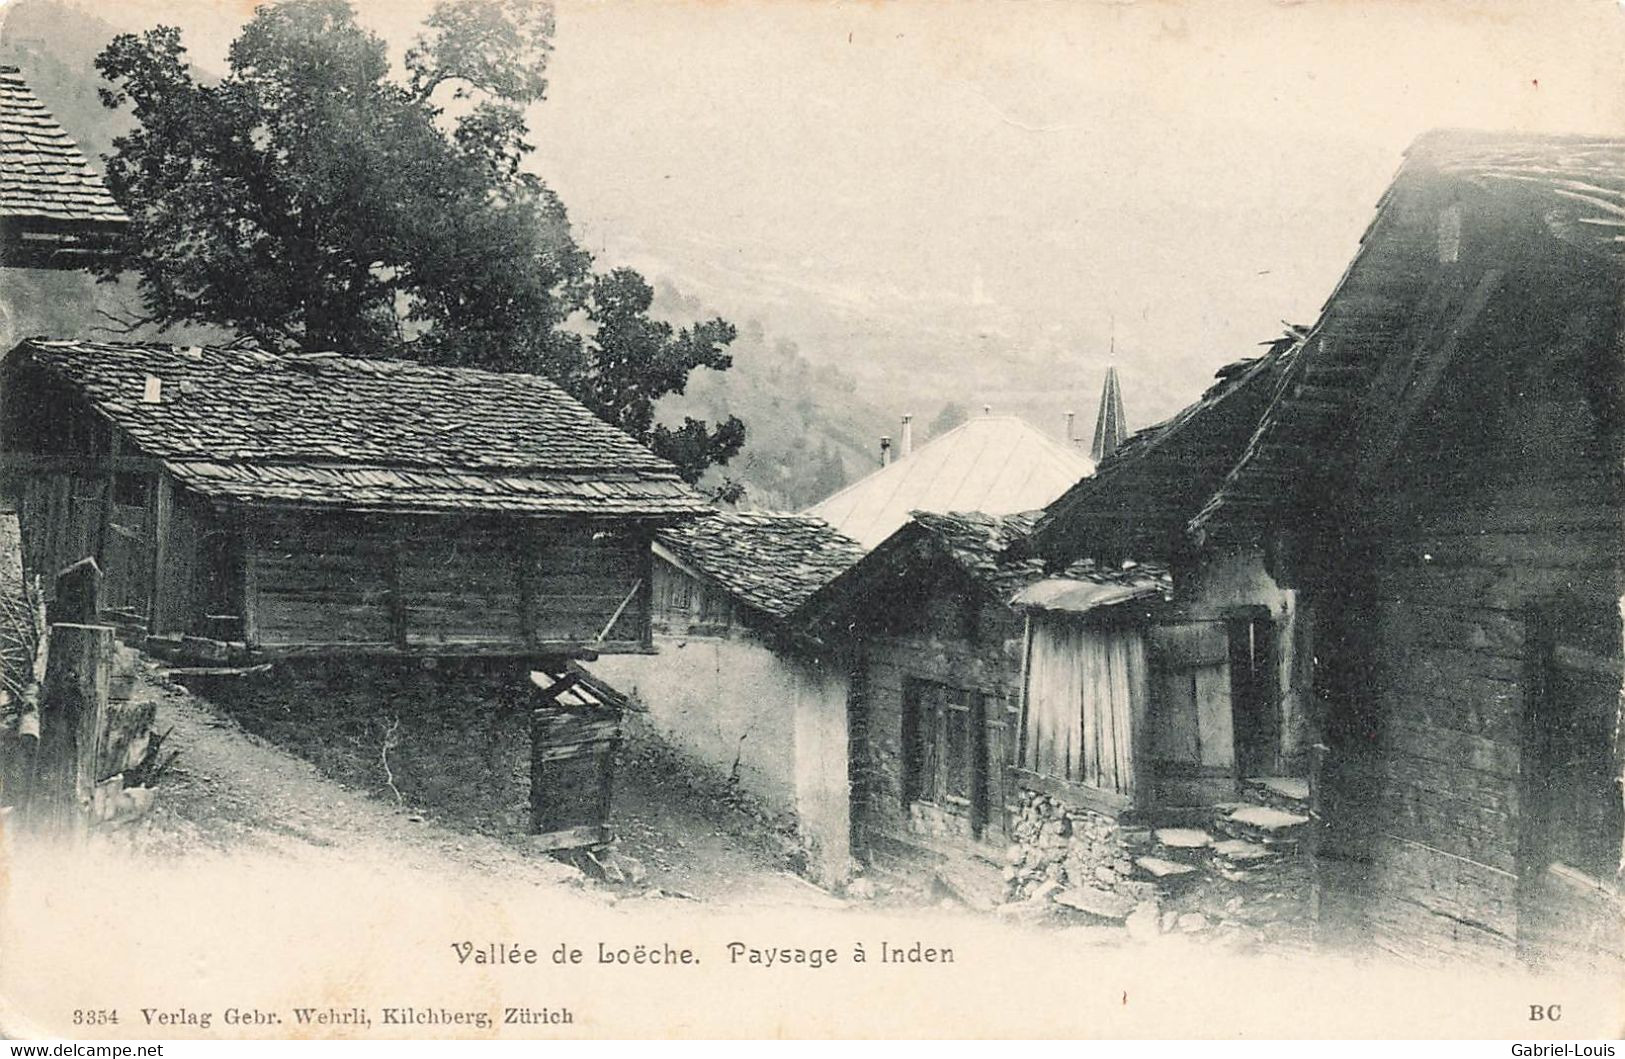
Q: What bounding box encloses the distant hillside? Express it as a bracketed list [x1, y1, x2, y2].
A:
[0, 0, 1130, 510]
[0, 0, 130, 163]
[650, 283, 896, 510]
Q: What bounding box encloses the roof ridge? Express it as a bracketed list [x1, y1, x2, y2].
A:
[26, 337, 592, 403]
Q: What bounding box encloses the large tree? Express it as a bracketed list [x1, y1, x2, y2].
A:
[93, 0, 745, 492]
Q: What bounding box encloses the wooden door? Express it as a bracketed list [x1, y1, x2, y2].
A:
[101, 474, 151, 618]
[1227, 613, 1279, 779]
[1147, 619, 1234, 803]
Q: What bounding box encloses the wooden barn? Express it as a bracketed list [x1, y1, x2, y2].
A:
[0, 338, 710, 659]
[1186, 131, 1625, 969]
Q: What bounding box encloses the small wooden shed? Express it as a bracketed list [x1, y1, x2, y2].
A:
[529, 664, 627, 851]
[0, 339, 711, 660]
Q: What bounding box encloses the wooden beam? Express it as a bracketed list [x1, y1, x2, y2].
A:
[387, 519, 407, 648]
[532, 671, 582, 707]
[0, 453, 162, 475]
[240, 511, 260, 648]
[251, 639, 651, 660]
[1357, 268, 1505, 483]
[1009, 765, 1133, 817]
[94, 432, 121, 570]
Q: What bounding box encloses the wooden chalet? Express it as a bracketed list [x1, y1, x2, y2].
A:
[0, 339, 711, 659]
[1184, 130, 1625, 968]
[647, 511, 864, 640]
[0, 66, 127, 269]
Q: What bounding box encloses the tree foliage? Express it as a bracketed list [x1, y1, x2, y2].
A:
[93, 0, 744, 489]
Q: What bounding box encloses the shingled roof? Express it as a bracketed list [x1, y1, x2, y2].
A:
[655, 512, 865, 621]
[796, 508, 1168, 635]
[6, 339, 710, 518]
[0, 66, 126, 264]
[1189, 129, 1625, 545]
[1028, 336, 1300, 563]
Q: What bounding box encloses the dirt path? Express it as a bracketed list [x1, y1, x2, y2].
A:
[131, 665, 842, 911]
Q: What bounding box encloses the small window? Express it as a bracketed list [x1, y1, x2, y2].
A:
[698, 586, 731, 627]
[666, 573, 692, 613]
[903, 678, 984, 811]
[111, 473, 149, 509]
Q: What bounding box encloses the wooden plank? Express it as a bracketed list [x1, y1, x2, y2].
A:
[241, 509, 260, 648]
[1382, 720, 1519, 778]
[1009, 765, 1132, 817]
[253, 639, 636, 660]
[0, 453, 163, 474]
[1372, 835, 1518, 937]
[53, 557, 102, 623]
[1357, 268, 1505, 483]
[1552, 644, 1624, 678]
[529, 824, 608, 852]
[1194, 663, 1234, 770]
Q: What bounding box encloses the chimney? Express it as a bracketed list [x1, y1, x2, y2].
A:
[880, 435, 892, 467]
[900, 414, 914, 458]
[1064, 410, 1076, 445]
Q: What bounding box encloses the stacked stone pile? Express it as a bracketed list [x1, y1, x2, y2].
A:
[999, 780, 1314, 949]
[1001, 790, 1159, 921]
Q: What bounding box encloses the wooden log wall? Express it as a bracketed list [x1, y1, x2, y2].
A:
[249, 509, 652, 654]
[1315, 254, 1625, 967]
[848, 573, 1022, 850]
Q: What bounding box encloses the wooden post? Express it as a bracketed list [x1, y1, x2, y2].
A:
[240, 512, 260, 648]
[387, 519, 408, 649]
[94, 433, 120, 568]
[147, 473, 172, 636]
[1307, 740, 1328, 939]
[54, 557, 102, 624]
[26, 622, 112, 840]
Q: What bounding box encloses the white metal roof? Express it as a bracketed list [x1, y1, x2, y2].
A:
[803, 415, 1094, 550]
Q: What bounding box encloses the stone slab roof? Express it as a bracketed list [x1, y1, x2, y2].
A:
[8, 338, 709, 518]
[656, 511, 864, 620]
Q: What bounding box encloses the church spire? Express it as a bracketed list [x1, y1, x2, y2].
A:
[1091, 365, 1126, 463]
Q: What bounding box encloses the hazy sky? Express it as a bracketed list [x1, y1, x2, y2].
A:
[32, 0, 1625, 422]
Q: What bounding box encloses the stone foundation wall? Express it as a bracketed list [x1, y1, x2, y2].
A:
[1002, 788, 1156, 907]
